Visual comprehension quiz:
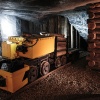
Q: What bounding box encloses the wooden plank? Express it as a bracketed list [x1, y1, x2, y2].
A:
[95, 3, 100, 7]
[89, 52, 100, 58]
[87, 14, 100, 69]
[87, 56, 100, 61]
[89, 5, 95, 9]
[88, 39, 100, 43]
[57, 46, 66, 51]
[89, 12, 100, 19]
[88, 29, 100, 34]
[88, 60, 100, 68]
[94, 12, 100, 18]
[88, 33, 96, 40]
[88, 43, 96, 48]
[88, 43, 100, 49]
[54, 34, 64, 37]
[89, 3, 100, 8]
[87, 18, 100, 23]
[88, 33, 100, 40]
[88, 22, 96, 30]
[89, 7, 100, 13]
[57, 42, 66, 47]
[88, 48, 100, 53]
[89, 12, 95, 19]
[88, 22, 100, 30]
[56, 50, 66, 57]
[57, 37, 66, 41]
[94, 23, 100, 28]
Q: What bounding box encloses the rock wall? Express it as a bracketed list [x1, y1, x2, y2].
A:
[61, 10, 89, 40]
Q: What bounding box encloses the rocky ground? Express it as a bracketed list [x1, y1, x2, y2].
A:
[1, 57, 100, 100]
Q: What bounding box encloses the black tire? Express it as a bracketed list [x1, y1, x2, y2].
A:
[40, 61, 50, 76]
[61, 56, 67, 65]
[55, 57, 61, 68]
[28, 66, 38, 83]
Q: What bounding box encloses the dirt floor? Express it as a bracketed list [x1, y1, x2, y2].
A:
[1, 57, 100, 100]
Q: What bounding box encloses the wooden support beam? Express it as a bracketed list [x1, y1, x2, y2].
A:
[57, 50, 66, 57]
[86, 53, 100, 61]
[89, 12, 94, 19]
[88, 42, 100, 49]
[88, 22, 96, 30]
[89, 5, 95, 9]
[57, 42, 66, 47]
[87, 18, 100, 23]
[89, 52, 100, 58]
[88, 29, 100, 34]
[88, 33, 96, 40]
[57, 37, 66, 42]
[88, 33, 100, 40]
[89, 7, 100, 13]
[95, 3, 100, 7]
[87, 56, 100, 61]
[57, 46, 66, 51]
[88, 43, 96, 48]
[88, 48, 100, 53]
[95, 23, 100, 28]
[88, 40, 100, 43]
[88, 22, 100, 30]
[89, 12, 100, 19]
[88, 60, 100, 67]
[89, 3, 100, 8]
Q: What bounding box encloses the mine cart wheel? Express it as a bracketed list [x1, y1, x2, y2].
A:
[55, 57, 61, 68]
[61, 56, 67, 65]
[40, 61, 50, 76]
[28, 66, 38, 83]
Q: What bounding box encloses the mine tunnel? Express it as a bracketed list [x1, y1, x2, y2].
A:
[0, 0, 100, 100]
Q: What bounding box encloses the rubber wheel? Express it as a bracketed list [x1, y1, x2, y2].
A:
[40, 61, 50, 76]
[61, 56, 67, 65]
[55, 57, 61, 68]
[28, 66, 38, 83]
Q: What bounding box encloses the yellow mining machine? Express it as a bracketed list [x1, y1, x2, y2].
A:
[0, 33, 67, 93]
[0, 34, 55, 93]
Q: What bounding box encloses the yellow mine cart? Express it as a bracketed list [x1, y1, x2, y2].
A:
[0, 35, 55, 93]
[2, 36, 25, 59]
[2, 36, 55, 59]
[0, 65, 29, 93]
[18, 36, 55, 59]
[2, 42, 18, 59]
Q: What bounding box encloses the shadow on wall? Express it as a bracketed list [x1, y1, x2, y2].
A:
[80, 36, 88, 51]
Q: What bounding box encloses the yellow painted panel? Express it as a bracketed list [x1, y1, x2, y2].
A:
[0, 65, 29, 93]
[18, 36, 55, 59]
[2, 42, 17, 59]
[2, 42, 11, 59]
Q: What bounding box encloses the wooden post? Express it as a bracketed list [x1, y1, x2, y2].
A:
[87, 2, 100, 69]
[89, 12, 100, 19]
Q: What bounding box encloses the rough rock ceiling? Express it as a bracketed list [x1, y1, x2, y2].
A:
[0, 0, 100, 20]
